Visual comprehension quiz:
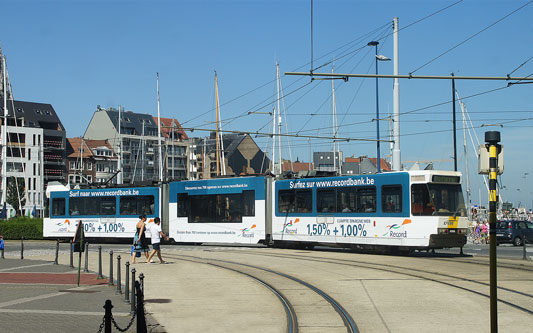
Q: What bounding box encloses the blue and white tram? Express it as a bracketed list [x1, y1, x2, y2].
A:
[168, 176, 267, 244]
[44, 169, 468, 252]
[43, 186, 160, 239]
[270, 170, 468, 251]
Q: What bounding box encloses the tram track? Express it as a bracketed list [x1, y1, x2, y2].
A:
[433, 256, 533, 272]
[215, 249, 533, 316]
[163, 253, 358, 333]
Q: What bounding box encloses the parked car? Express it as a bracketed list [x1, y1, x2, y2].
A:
[496, 220, 533, 246]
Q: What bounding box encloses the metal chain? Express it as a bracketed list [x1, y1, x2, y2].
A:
[111, 310, 137, 332]
[97, 316, 106, 333]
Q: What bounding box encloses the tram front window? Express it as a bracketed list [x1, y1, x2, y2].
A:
[411, 183, 466, 217]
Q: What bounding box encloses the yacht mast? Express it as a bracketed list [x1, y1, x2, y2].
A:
[117, 105, 123, 184]
[276, 64, 282, 175]
[1, 55, 7, 205]
[331, 66, 338, 174]
[458, 94, 471, 219]
[271, 105, 276, 175]
[141, 122, 145, 181]
[215, 72, 220, 176]
[157, 73, 163, 182]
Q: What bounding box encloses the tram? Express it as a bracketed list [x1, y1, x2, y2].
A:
[44, 186, 160, 238]
[43, 170, 468, 251]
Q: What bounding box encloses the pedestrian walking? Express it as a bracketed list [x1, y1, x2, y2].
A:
[475, 222, 481, 244]
[146, 217, 169, 264]
[482, 221, 489, 244]
[132, 215, 150, 264]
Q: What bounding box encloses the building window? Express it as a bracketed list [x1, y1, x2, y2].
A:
[70, 161, 76, 170]
[87, 175, 93, 183]
[16, 107, 24, 113]
[87, 162, 92, 170]
[34, 109, 42, 114]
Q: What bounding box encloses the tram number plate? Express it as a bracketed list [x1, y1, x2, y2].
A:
[448, 229, 456, 233]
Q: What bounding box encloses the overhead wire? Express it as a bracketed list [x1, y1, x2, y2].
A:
[409, 1, 533, 74]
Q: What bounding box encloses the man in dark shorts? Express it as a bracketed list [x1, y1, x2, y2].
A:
[146, 217, 169, 264]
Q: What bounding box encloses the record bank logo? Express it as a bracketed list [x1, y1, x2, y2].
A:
[282, 218, 300, 234]
[382, 219, 411, 237]
[239, 224, 257, 238]
[56, 220, 72, 232]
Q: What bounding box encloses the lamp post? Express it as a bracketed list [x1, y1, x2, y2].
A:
[368, 41, 390, 173]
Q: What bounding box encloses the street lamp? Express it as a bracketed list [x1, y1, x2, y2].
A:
[368, 41, 390, 173]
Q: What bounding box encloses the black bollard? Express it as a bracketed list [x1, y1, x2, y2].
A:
[135, 281, 147, 333]
[130, 268, 136, 313]
[54, 239, 59, 265]
[139, 273, 144, 294]
[116, 255, 122, 294]
[69, 239, 73, 268]
[103, 299, 113, 333]
[124, 261, 130, 303]
[21, 236, 24, 260]
[97, 246, 103, 279]
[108, 250, 114, 286]
[83, 242, 89, 273]
[523, 230, 528, 261]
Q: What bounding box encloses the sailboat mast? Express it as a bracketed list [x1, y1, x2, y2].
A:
[458, 92, 472, 219]
[117, 105, 123, 184]
[271, 105, 276, 175]
[1, 55, 7, 204]
[157, 73, 163, 182]
[276, 64, 282, 174]
[80, 137, 84, 182]
[141, 122, 145, 181]
[215, 71, 220, 176]
[171, 119, 175, 180]
[331, 66, 338, 174]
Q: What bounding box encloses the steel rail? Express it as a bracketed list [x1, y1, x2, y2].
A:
[229, 249, 533, 316]
[170, 256, 298, 333]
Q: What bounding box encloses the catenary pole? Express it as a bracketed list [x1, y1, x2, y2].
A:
[392, 17, 400, 171]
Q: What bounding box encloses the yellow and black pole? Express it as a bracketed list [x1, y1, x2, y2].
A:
[486, 131, 500, 332]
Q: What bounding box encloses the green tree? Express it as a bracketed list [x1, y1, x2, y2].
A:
[7, 176, 26, 217]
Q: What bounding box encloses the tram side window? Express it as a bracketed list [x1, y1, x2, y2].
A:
[177, 193, 189, 217]
[188, 193, 243, 223]
[337, 188, 357, 212]
[317, 189, 336, 212]
[356, 187, 377, 213]
[411, 184, 433, 216]
[52, 198, 65, 216]
[278, 189, 312, 213]
[69, 196, 116, 216]
[119, 195, 155, 216]
[382, 185, 402, 213]
[242, 190, 255, 216]
[100, 197, 117, 215]
[70, 197, 96, 215]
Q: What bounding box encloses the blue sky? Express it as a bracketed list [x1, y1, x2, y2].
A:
[3, 0, 533, 209]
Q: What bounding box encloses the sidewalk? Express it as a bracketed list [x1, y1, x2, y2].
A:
[0, 257, 162, 332]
